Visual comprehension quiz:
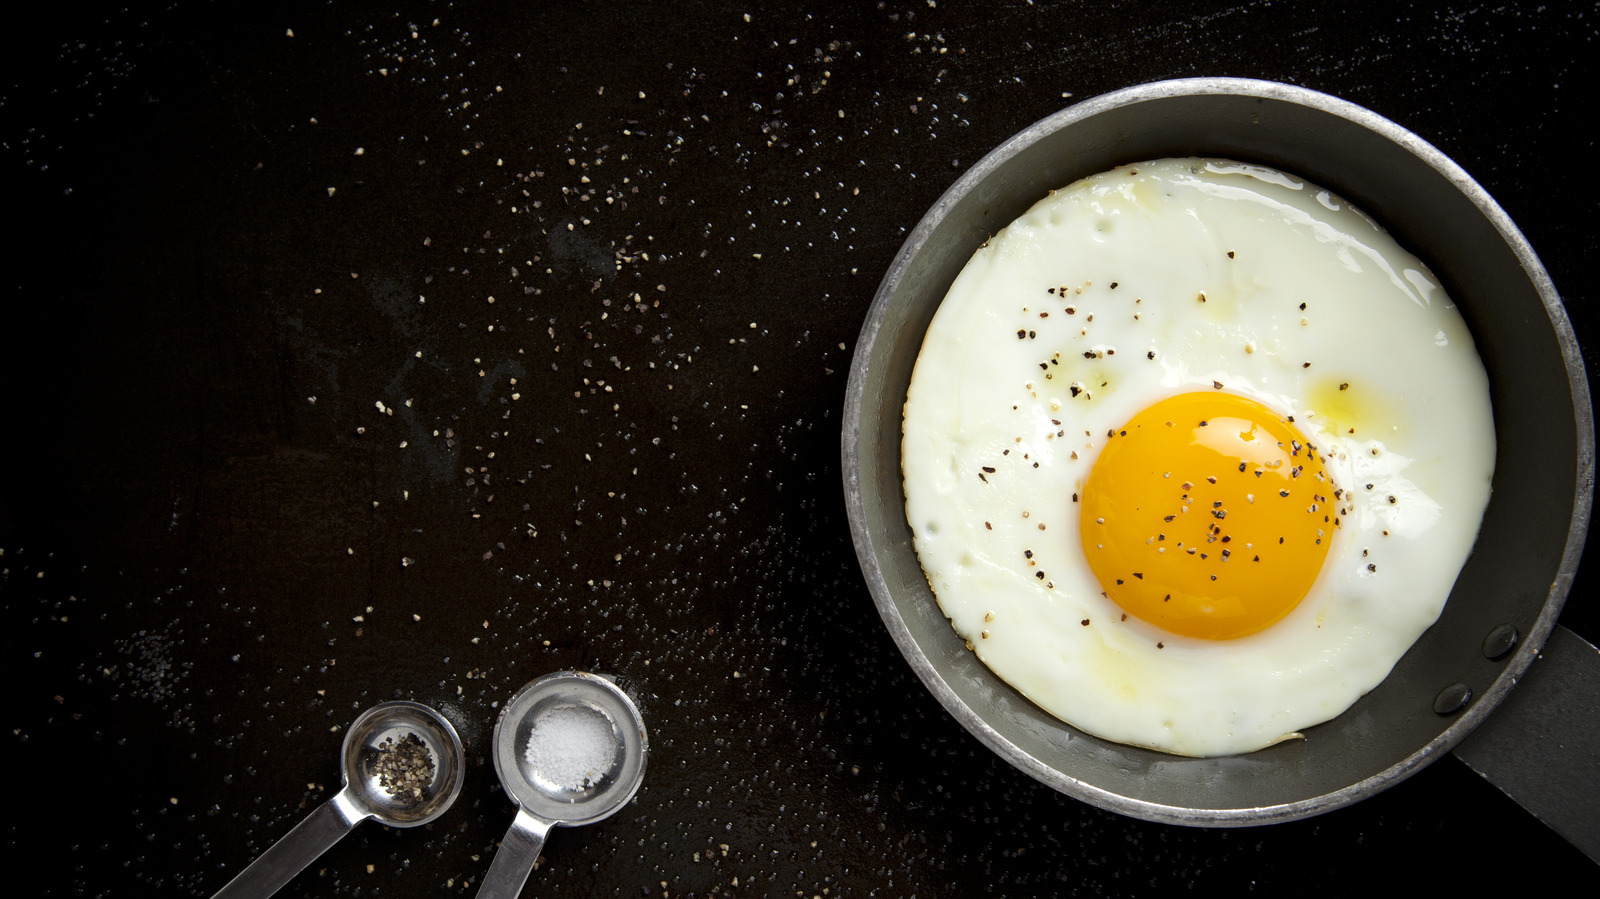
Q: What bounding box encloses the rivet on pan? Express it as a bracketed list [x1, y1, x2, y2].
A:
[1482, 623, 1519, 660]
[1433, 682, 1472, 715]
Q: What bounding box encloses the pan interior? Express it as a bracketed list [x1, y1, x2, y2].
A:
[844, 79, 1586, 823]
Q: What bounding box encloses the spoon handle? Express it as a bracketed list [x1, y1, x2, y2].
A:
[475, 808, 553, 899]
[211, 788, 368, 899]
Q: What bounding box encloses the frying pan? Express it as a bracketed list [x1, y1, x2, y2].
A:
[842, 79, 1596, 846]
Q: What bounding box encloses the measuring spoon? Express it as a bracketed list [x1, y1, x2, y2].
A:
[476, 671, 649, 899]
[212, 700, 465, 899]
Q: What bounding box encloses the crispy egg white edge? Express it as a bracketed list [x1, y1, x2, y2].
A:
[901, 158, 1496, 758]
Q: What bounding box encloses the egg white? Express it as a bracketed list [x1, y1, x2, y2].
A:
[901, 158, 1495, 757]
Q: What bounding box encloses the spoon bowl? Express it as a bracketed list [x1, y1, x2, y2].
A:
[496, 671, 648, 824]
[343, 700, 467, 826]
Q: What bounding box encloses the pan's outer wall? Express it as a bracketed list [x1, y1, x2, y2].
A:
[843, 79, 1591, 825]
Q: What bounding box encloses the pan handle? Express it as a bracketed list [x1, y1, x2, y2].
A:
[1451, 624, 1599, 862]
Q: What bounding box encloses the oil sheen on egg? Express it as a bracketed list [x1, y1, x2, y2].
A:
[901, 158, 1495, 758]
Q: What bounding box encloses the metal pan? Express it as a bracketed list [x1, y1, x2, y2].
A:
[842, 79, 1594, 834]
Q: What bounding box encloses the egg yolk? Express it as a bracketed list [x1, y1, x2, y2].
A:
[1079, 392, 1337, 640]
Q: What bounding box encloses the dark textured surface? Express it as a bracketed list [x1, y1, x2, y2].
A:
[3, 2, 1595, 896]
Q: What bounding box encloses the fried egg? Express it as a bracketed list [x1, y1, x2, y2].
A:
[901, 158, 1495, 757]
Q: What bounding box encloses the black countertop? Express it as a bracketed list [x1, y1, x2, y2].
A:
[5, 2, 1595, 896]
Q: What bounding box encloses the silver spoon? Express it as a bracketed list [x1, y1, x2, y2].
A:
[211, 700, 466, 899]
[476, 671, 649, 899]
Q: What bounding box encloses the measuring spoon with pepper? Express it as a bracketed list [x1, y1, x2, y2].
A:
[211, 700, 466, 899]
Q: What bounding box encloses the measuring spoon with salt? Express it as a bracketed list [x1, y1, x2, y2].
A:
[211, 700, 465, 899]
[476, 671, 649, 899]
